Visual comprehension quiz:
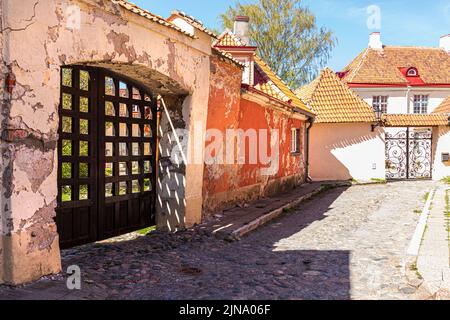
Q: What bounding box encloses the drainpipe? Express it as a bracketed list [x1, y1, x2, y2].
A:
[305, 117, 315, 183]
[406, 85, 411, 114]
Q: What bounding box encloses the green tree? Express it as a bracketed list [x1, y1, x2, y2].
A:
[220, 0, 336, 88]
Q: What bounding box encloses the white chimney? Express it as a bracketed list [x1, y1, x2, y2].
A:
[439, 34, 450, 52]
[368, 32, 383, 50]
[233, 16, 250, 45]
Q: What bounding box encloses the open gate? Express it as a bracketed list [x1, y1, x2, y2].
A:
[56, 66, 157, 248]
[385, 128, 432, 180]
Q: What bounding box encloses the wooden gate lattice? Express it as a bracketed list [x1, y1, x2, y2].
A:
[57, 66, 157, 248]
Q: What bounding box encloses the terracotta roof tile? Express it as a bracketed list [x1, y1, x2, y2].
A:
[214, 30, 247, 47]
[295, 68, 376, 123]
[253, 55, 312, 114]
[341, 46, 450, 85]
[433, 96, 450, 114]
[211, 47, 245, 68]
[382, 114, 449, 127]
[111, 0, 195, 38]
[168, 10, 218, 38]
[214, 31, 312, 115]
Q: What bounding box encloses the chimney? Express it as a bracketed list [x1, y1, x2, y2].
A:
[233, 16, 250, 45]
[368, 32, 383, 50]
[439, 34, 450, 53]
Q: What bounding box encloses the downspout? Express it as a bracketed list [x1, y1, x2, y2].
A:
[305, 116, 315, 183]
[406, 85, 411, 113]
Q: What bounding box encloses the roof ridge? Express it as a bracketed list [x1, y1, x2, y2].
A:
[254, 54, 296, 96]
[347, 48, 369, 83]
[170, 9, 218, 38]
[321, 68, 373, 110]
[383, 45, 444, 50]
[305, 69, 327, 106]
[298, 67, 376, 123]
[111, 0, 196, 38]
[214, 30, 247, 47]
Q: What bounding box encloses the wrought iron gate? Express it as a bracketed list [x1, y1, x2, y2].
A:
[385, 128, 432, 180]
[56, 66, 157, 248]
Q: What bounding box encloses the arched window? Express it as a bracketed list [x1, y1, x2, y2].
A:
[407, 67, 418, 77]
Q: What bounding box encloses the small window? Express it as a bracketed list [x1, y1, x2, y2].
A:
[413, 95, 429, 114]
[407, 67, 418, 77]
[372, 96, 388, 114]
[291, 128, 301, 154]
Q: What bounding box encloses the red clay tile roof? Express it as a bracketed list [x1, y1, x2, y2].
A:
[433, 96, 450, 114]
[112, 0, 195, 38]
[214, 31, 312, 114]
[214, 30, 248, 47]
[211, 47, 245, 68]
[382, 114, 449, 127]
[295, 68, 376, 123]
[341, 46, 450, 85]
[253, 55, 312, 114]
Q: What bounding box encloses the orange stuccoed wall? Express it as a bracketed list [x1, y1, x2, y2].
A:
[203, 55, 307, 216]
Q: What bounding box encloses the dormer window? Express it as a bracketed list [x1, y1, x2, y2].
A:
[406, 67, 418, 77]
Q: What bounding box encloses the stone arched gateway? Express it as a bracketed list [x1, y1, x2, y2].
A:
[0, 0, 211, 284]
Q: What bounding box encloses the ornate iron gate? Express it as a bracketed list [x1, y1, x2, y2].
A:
[385, 128, 432, 180]
[56, 66, 157, 248]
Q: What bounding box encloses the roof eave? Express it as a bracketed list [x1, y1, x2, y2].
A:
[242, 85, 315, 119]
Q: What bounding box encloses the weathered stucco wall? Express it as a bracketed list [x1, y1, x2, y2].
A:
[0, 0, 211, 284]
[432, 125, 450, 180]
[309, 123, 385, 182]
[203, 55, 307, 215]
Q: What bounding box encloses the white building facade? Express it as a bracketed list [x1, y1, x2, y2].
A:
[336, 33, 450, 181]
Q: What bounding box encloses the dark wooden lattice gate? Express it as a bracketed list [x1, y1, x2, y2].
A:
[56, 66, 157, 249]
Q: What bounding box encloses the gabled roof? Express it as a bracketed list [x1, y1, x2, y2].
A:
[295, 68, 376, 123]
[341, 46, 450, 85]
[253, 55, 311, 114]
[111, 0, 195, 38]
[168, 10, 218, 38]
[433, 96, 450, 114]
[382, 114, 449, 127]
[214, 30, 249, 47]
[213, 31, 312, 115]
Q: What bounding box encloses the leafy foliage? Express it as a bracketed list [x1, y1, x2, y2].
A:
[220, 0, 336, 88]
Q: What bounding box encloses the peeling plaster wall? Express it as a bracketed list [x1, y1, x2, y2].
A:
[203, 56, 307, 215]
[0, 0, 211, 284]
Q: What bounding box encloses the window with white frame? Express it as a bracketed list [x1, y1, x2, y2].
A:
[372, 96, 388, 113]
[413, 95, 429, 114]
[291, 128, 300, 154]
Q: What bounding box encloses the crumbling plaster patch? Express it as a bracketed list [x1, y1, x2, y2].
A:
[1, 0, 213, 284]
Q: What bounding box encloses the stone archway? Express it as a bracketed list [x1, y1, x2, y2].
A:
[0, 0, 211, 284]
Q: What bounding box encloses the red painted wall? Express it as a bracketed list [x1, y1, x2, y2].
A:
[203, 55, 307, 215]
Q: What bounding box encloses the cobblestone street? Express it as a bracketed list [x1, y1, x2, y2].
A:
[0, 181, 437, 300]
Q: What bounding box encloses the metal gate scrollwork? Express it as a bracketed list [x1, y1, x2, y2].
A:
[385, 128, 432, 180]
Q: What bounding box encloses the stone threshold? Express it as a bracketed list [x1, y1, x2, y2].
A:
[202, 181, 348, 241]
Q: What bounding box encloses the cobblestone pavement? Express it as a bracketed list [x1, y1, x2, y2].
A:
[0, 181, 437, 300]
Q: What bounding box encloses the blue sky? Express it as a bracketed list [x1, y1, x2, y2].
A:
[133, 0, 450, 71]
